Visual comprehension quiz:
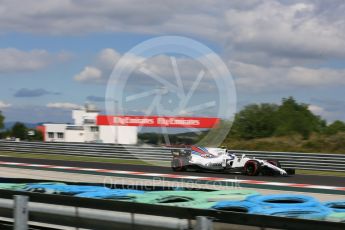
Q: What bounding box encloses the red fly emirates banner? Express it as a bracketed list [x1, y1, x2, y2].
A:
[96, 115, 220, 128]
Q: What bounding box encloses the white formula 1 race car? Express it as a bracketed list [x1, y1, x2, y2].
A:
[171, 146, 295, 176]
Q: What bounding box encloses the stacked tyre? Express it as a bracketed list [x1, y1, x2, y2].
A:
[212, 194, 331, 220]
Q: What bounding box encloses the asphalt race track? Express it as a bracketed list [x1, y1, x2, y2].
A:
[0, 156, 343, 187]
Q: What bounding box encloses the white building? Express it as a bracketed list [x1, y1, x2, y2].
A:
[43, 104, 138, 144]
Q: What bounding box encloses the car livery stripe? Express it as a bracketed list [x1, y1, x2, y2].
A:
[0, 160, 344, 194]
[191, 146, 209, 156]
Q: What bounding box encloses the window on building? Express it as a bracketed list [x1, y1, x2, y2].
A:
[84, 119, 96, 124]
[66, 126, 84, 130]
[91, 126, 99, 132]
[48, 132, 54, 138]
[57, 133, 64, 139]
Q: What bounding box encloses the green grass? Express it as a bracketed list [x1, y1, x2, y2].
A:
[296, 169, 345, 177]
[0, 151, 170, 167]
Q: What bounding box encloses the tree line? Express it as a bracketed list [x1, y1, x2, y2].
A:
[0, 111, 43, 141]
[230, 97, 345, 140]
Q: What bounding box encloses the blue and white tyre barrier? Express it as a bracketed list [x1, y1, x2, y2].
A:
[199, 190, 260, 202]
[252, 206, 331, 220]
[76, 189, 145, 199]
[23, 184, 110, 195]
[323, 201, 345, 213]
[326, 212, 345, 223]
[247, 194, 319, 208]
[211, 201, 259, 213]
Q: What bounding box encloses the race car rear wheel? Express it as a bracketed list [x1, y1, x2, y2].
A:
[171, 158, 187, 172]
[244, 160, 260, 176]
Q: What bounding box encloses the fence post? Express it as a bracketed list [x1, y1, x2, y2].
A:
[13, 195, 29, 230]
[194, 216, 213, 230]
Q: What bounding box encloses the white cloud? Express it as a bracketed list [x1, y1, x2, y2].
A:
[0, 0, 190, 35]
[308, 104, 337, 122]
[74, 66, 103, 82]
[77, 47, 345, 94]
[230, 61, 280, 90]
[74, 48, 123, 83]
[286, 67, 345, 86]
[74, 49, 183, 82]
[230, 60, 345, 91]
[97, 48, 121, 69]
[221, 1, 345, 69]
[0, 48, 71, 73]
[46, 102, 82, 110]
[0, 48, 50, 73]
[73, 48, 220, 93]
[308, 104, 325, 115]
[0, 0, 344, 93]
[31, 0, 337, 95]
[0, 101, 11, 109]
[0, 1, 344, 62]
[309, 98, 345, 122]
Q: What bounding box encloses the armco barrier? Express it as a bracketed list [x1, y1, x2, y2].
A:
[0, 140, 173, 161]
[0, 140, 344, 172]
[228, 149, 345, 172]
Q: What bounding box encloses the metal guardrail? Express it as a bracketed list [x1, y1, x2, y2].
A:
[228, 149, 345, 172]
[0, 189, 344, 230]
[0, 140, 344, 172]
[0, 140, 174, 161]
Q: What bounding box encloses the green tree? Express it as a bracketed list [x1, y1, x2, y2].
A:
[27, 129, 44, 141]
[0, 111, 4, 130]
[11, 122, 28, 140]
[138, 133, 159, 145]
[324, 120, 345, 135]
[274, 97, 326, 139]
[0, 129, 11, 139]
[230, 103, 279, 139]
[35, 130, 44, 141]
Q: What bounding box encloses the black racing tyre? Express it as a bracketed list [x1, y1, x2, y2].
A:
[244, 160, 260, 176]
[285, 168, 295, 175]
[171, 158, 187, 172]
[261, 159, 281, 176]
[267, 159, 281, 168]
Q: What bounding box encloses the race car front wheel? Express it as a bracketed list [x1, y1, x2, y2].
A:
[244, 160, 260, 176]
[171, 158, 187, 172]
[261, 159, 281, 176]
[267, 160, 281, 168]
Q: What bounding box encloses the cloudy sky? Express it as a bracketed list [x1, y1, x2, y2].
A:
[0, 0, 345, 124]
